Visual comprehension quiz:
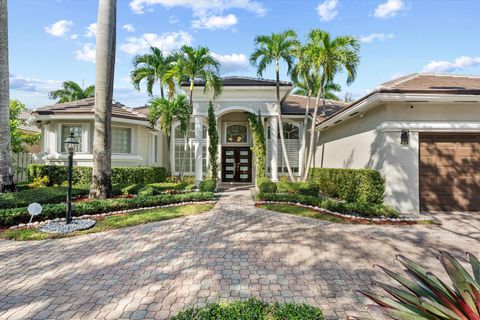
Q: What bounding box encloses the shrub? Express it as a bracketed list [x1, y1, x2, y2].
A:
[28, 176, 49, 188]
[0, 192, 214, 227]
[257, 192, 398, 218]
[277, 181, 319, 196]
[257, 177, 277, 193]
[199, 179, 217, 192]
[308, 168, 385, 203]
[28, 165, 168, 186]
[171, 298, 324, 320]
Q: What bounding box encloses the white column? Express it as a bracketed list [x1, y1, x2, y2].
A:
[194, 115, 204, 186]
[270, 116, 279, 182]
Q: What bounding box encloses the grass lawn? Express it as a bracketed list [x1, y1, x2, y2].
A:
[0, 203, 214, 241]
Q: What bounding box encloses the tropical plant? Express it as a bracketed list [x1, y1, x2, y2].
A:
[360, 251, 480, 320]
[250, 29, 299, 181]
[9, 100, 40, 153]
[247, 111, 266, 182]
[207, 101, 219, 180]
[293, 79, 341, 100]
[0, 0, 14, 193]
[147, 94, 190, 174]
[90, 0, 116, 199]
[131, 46, 175, 99]
[48, 81, 95, 104]
[302, 29, 360, 181]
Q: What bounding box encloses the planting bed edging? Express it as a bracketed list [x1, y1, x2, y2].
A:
[256, 201, 434, 224]
[7, 200, 217, 230]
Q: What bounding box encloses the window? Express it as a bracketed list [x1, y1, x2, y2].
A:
[112, 127, 132, 154]
[267, 122, 301, 174]
[60, 125, 83, 152]
[173, 122, 207, 175]
[149, 133, 158, 164]
[226, 124, 248, 143]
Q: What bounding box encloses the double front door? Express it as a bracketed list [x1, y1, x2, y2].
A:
[222, 147, 252, 182]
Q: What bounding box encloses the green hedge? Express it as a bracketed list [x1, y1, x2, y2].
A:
[199, 179, 217, 192]
[258, 193, 398, 218]
[276, 181, 319, 196]
[28, 165, 168, 186]
[257, 177, 277, 193]
[308, 168, 385, 204]
[0, 192, 214, 227]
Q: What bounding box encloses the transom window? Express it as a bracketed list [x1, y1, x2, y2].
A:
[60, 125, 83, 153]
[267, 123, 300, 139]
[112, 127, 132, 154]
[226, 124, 248, 143]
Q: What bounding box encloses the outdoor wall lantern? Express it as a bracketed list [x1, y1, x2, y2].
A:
[64, 130, 79, 225]
[401, 129, 409, 146]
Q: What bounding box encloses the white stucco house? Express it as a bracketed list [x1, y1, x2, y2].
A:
[33, 74, 480, 214]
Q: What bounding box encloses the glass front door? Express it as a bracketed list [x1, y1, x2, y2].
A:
[222, 147, 252, 182]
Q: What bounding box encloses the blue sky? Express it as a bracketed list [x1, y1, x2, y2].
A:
[8, 0, 480, 108]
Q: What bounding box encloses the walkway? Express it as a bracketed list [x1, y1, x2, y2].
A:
[0, 187, 478, 319]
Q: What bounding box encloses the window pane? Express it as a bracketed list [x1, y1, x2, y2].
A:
[61, 125, 82, 152]
[226, 124, 247, 143]
[112, 128, 131, 153]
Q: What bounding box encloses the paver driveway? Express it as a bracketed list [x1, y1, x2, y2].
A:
[0, 186, 479, 320]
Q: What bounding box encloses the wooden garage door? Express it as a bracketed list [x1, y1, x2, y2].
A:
[419, 133, 480, 211]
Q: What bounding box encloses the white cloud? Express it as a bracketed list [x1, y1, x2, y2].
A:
[211, 53, 249, 73]
[119, 31, 193, 55]
[129, 0, 266, 16]
[359, 33, 395, 43]
[85, 23, 97, 37]
[122, 24, 135, 32]
[373, 0, 405, 19]
[169, 15, 179, 24]
[422, 56, 480, 73]
[44, 20, 74, 37]
[74, 43, 96, 63]
[70, 34, 78, 40]
[317, 0, 338, 21]
[192, 14, 238, 30]
[9, 74, 62, 93]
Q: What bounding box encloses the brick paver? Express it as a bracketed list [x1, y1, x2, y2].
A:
[0, 186, 478, 319]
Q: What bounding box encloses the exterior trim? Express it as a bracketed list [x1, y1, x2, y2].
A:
[378, 121, 480, 132]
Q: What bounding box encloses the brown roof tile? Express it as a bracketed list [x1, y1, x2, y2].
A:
[281, 94, 348, 121]
[182, 76, 292, 87]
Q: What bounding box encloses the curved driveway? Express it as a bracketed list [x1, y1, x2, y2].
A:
[0, 186, 478, 320]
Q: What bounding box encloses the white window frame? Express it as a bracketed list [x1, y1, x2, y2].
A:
[223, 122, 251, 146]
[267, 120, 302, 176]
[149, 132, 159, 164]
[57, 123, 89, 154]
[171, 121, 207, 176]
[111, 125, 134, 155]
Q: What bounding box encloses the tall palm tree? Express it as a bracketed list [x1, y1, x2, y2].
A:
[250, 29, 299, 181]
[48, 81, 95, 103]
[131, 47, 174, 99]
[0, 0, 14, 192]
[293, 78, 341, 100]
[173, 45, 222, 177]
[147, 94, 189, 174]
[90, 0, 116, 199]
[302, 29, 359, 180]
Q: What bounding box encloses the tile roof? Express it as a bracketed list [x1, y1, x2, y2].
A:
[281, 94, 348, 121]
[182, 76, 292, 87]
[18, 111, 41, 133]
[34, 98, 148, 122]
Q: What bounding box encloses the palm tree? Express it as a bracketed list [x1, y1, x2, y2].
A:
[0, 0, 14, 192]
[90, 0, 116, 199]
[147, 94, 189, 174]
[302, 29, 359, 180]
[131, 47, 174, 99]
[48, 81, 95, 103]
[293, 78, 341, 100]
[174, 45, 222, 177]
[250, 29, 299, 181]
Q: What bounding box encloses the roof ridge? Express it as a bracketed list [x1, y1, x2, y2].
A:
[117, 103, 147, 119]
[379, 73, 419, 89]
[418, 72, 480, 79]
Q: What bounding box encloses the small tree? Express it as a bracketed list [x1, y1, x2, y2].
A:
[247, 111, 266, 182]
[207, 101, 218, 181]
[9, 100, 40, 153]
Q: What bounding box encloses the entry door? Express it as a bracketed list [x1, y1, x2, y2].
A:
[222, 147, 252, 182]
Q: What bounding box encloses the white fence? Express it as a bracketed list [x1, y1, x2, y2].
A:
[12, 153, 44, 183]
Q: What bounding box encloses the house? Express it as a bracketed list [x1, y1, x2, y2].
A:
[33, 74, 480, 214]
[18, 110, 41, 153]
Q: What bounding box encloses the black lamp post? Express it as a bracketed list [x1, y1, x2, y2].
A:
[64, 131, 79, 224]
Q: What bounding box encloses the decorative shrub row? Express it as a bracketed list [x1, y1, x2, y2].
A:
[308, 168, 385, 204]
[28, 165, 168, 186]
[0, 192, 214, 227]
[276, 181, 319, 196]
[199, 179, 217, 192]
[257, 177, 277, 193]
[257, 192, 398, 218]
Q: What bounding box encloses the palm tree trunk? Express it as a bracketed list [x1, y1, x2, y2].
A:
[275, 62, 295, 181]
[0, 0, 14, 193]
[90, 0, 116, 199]
[160, 80, 164, 99]
[300, 88, 311, 180]
[179, 81, 194, 178]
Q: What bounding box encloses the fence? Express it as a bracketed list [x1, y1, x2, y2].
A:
[12, 152, 44, 183]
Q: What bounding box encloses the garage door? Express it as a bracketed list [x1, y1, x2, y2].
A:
[419, 133, 480, 211]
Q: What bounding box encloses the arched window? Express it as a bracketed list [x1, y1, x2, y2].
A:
[226, 124, 248, 143]
[267, 122, 302, 174]
[173, 122, 207, 175]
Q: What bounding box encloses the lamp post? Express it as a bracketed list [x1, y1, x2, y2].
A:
[64, 131, 79, 225]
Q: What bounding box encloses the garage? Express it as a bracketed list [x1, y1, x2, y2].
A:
[419, 133, 480, 211]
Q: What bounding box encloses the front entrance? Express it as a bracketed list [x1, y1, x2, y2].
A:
[221, 147, 252, 182]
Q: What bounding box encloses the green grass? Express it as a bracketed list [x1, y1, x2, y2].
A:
[0, 203, 214, 241]
[259, 203, 345, 223]
[171, 298, 324, 320]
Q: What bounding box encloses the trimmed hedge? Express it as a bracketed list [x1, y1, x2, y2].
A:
[308, 168, 385, 204]
[28, 165, 168, 186]
[0, 192, 214, 227]
[257, 177, 277, 193]
[258, 192, 398, 218]
[199, 179, 217, 192]
[276, 181, 319, 196]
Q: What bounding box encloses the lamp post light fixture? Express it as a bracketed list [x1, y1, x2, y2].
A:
[64, 130, 79, 224]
